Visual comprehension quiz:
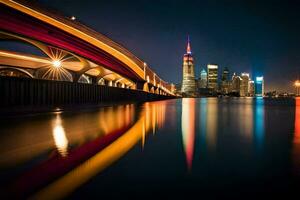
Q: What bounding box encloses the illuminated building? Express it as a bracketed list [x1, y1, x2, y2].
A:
[170, 83, 176, 94]
[181, 36, 196, 97]
[249, 80, 255, 96]
[207, 64, 218, 92]
[295, 80, 300, 96]
[221, 67, 229, 81]
[221, 67, 230, 94]
[240, 73, 250, 97]
[255, 76, 264, 97]
[231, 73, 242, 95]
[198, 68, 207, 89]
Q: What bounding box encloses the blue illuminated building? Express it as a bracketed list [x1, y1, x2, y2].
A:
[255, 76, 264, 97]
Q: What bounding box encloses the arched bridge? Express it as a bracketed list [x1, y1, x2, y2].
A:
[0, 0, 175, 96]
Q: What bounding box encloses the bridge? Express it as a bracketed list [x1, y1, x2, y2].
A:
[0, 0, 176, 109]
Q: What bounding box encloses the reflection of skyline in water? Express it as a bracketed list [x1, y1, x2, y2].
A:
[199, 98, 207, 152]
[293, 97, 300, 175]
[181, 98, 195, 170]
[1, 98, 299, 199]
[241, 98, 253, 139]
[206, 98, 218, 150]
[254, 98, 265, 150]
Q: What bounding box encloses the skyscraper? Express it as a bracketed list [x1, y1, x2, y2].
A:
[181, 36, 196, 96]
[255, 76, 264, 97]
[198, 69, 207, 88]
[207, 64, 218, 92]
[221, 67, 230, 94]
[240, 73, 250, 97]
[231, 73, 242, 95]
[249, 80, 255, 96]
[221, 67, 229, 82]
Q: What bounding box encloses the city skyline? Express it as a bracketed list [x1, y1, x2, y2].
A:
[31, 0, 300, 93]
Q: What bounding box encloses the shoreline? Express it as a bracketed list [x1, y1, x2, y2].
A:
[0, 97, 296, 118]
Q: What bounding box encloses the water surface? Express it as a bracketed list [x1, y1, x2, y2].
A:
[0, 98, 299, 199]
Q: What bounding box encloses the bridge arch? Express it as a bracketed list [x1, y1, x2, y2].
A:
[78, 74, 91, 84]
[97, 78, 106, 85]
[0, 66, 34, 78]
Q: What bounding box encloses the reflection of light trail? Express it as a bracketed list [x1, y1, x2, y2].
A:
[181, 98, 195, 171]
[52, 115, 68, 157]
[199, 98, 207, 152]
[293, 97, 300, 175]
[31, 101, 167, 200]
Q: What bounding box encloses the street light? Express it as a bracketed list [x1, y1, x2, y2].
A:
[71, 16, 76, 20]
[52, 60, 61, 68]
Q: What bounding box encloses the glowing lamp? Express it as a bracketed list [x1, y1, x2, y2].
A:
[71, 16, 76, 20]
[52, 60, 61, 68]
[295, 80, 300, 87]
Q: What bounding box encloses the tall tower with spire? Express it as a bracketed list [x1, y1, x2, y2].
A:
[181, 36, 196, 96]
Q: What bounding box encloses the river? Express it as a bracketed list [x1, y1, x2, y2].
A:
[0, 97, 299, 199]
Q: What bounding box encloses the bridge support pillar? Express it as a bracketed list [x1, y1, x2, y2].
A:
[91, 77, 97, 85]
[136, 81, 146, 90]
[72, 73, 81, 83]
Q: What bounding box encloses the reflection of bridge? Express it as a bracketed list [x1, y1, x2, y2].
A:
[3, 100, 168, 199]
[0, 0, 175, 104]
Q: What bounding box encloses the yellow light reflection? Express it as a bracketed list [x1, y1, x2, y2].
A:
[52, 115, 68, 157]
[240, 99, 253, 139]
[31, 100, 168, 200]
[98, 105, 135, 135]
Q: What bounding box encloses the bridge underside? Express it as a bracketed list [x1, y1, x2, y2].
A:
[0, 31, 137, 89]
[0, 1, 175, 96]
[0, 4, 143, 81]
[0, 31, 171, 95]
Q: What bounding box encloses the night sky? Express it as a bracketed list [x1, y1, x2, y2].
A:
[30, 0, 300, 92]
